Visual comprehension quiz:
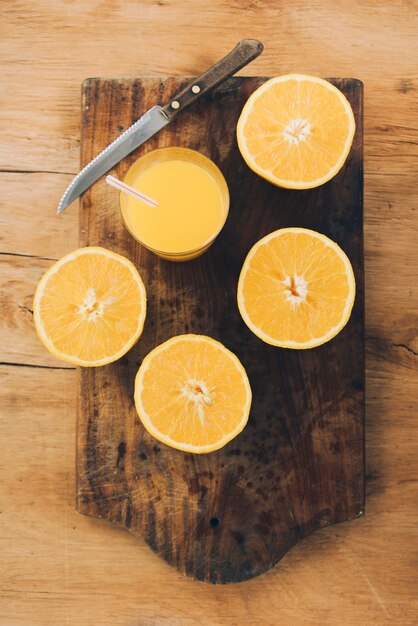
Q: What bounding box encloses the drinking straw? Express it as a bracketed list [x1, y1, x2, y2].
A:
[106, 175, 159, 207]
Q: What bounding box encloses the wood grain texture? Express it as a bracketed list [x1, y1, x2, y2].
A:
[1, 0, 418, 622]
[1, 1, 416, 173]
[77, 76, 364, 583]
[0, 254, 74, 368]
[0, 172, 78, 259]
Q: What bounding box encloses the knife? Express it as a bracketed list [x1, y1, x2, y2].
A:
[57, 39, 264, 214]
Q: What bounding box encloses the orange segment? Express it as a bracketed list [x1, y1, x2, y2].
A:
[33, 247, 146, 366]
[134, 335, 252, 454]
[237, 228, 355, 349]
[237, 74, 356, 189]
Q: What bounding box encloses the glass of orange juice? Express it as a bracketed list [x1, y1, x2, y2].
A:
[119, 147, 229, 261]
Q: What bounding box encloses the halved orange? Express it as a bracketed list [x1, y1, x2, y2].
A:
[134, 335, 252, 454]
[237, 74, 356, 189]
[237, 228, 355, 349]
[33, 247, 146, 366]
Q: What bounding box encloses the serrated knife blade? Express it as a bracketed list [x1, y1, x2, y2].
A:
[57, 106, 169, 214]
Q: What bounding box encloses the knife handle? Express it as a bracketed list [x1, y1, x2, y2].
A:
[161, 39, 264, 119]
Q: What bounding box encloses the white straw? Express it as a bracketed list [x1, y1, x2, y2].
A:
[106, 175, 159, 207]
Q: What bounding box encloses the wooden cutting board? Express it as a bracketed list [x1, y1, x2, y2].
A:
[77, 76, 364, 583]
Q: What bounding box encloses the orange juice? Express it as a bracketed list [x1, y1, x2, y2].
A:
[120, 147, 229, 261]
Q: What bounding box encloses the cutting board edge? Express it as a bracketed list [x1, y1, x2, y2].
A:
[75, 493, 365, 583]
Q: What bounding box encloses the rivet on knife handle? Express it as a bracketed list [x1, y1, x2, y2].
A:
[161, 39, 264, 119]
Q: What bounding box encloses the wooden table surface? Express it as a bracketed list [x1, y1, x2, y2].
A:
[1, 1, 417, 624]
